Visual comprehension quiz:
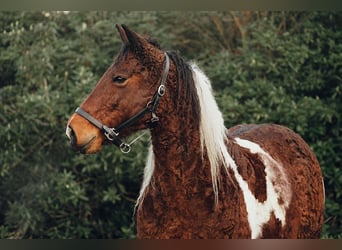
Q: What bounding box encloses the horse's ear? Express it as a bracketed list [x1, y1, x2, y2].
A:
[120, 24, 148, 49]
[117, 24, 163, 65]
[116, 24, 129, 44]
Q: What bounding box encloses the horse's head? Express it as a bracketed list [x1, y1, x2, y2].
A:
[66, 24, 169, 154]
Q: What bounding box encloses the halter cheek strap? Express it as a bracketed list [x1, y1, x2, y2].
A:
[74, 52, 170, 153]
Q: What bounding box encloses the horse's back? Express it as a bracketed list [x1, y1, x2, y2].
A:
[227, 123, 325, 238]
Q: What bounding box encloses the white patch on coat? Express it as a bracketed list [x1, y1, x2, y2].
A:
[233, 138, 292, 238]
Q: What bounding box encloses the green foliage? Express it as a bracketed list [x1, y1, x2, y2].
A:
[0, 11, 341, 238]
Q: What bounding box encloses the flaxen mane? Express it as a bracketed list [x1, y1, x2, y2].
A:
[136, 62, 234, 206]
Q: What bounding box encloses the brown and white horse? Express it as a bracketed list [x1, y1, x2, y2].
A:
[66, 24, 325, 239]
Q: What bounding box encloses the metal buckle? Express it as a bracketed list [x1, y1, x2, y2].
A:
[148, 113, 159, 129]
[102, 125, 119, 141]
[151, 112, 159, 123]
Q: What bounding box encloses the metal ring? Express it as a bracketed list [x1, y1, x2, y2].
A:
[158, 85, 165, 96]
[120, 143, 131, 154]
[146, 100, 153, 111]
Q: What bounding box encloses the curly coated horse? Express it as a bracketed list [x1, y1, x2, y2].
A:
[66, 24, 325, 239]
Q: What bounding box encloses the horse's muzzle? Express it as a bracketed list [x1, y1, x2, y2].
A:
[66, 125, 98, 154]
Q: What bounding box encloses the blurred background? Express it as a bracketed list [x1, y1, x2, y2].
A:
[0, 11, 341, 238]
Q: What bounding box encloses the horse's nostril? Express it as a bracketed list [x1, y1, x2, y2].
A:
[66, 125, 77, 147]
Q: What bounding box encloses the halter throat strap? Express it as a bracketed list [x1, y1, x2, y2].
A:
[74, 52, 170, 153]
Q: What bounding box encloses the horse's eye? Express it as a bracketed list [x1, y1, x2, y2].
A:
[112, 76, 126, 84]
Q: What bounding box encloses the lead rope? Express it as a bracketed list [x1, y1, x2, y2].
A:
[120, 130, 149, 154]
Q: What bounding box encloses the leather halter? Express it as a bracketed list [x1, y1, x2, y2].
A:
[74, 52, 170, 153]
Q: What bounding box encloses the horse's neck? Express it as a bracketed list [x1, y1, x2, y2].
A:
[147, 59, 213, 194]
[150, 112, 212, 189]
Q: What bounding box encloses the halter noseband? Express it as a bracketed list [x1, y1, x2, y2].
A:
[74, 52, 170, 153]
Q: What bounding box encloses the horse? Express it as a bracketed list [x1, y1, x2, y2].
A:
[65, 24, 325, 239]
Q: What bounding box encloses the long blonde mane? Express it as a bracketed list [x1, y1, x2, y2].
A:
[136, 63, 234, 208]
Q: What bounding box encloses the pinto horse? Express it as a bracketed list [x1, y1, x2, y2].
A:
[66, 24, 325, 239]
